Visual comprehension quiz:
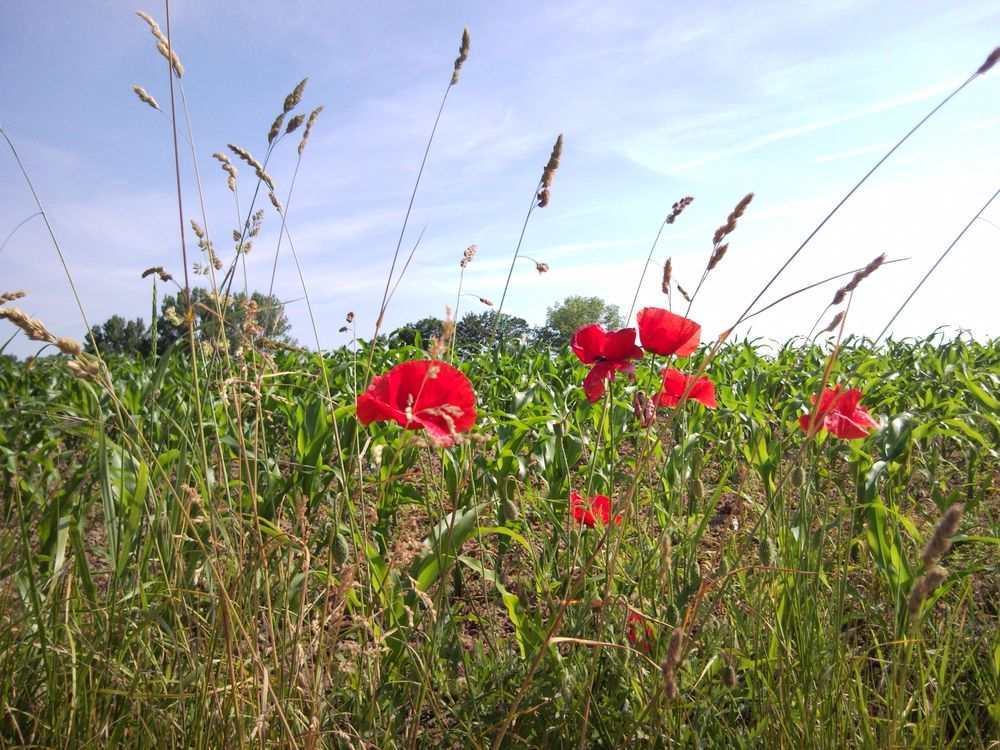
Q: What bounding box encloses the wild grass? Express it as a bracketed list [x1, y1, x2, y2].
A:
[0, 13, 998, 750]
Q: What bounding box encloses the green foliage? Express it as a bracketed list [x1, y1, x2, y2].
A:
[455, 309, 530, 354]
[537, 294, 623, 346]
[391, 315, 444, 347]
[85, 314, 151, 356]
[2, 334, 998, 747]
[160, 287, 294, 353]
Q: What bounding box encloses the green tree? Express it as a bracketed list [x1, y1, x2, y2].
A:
[157, 288, 294, 354]
[85, 315, 151, 356]
[456, 311, 530, 355]
[536, 295, 623, 346]
[391, 316, 444, 348]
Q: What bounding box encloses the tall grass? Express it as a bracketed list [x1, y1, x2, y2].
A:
[1, 15, 998, 750]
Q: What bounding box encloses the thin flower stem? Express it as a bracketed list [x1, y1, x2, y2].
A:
[0, 212, 42, 257]
[493, 183, 541, 336]
[368, 81, 454, 379]
[741, 257, 909, 328]
[625, 218, 670, 326]
[876, 185, 1000, 343]
[0, 130, 97, 353]
[730, 71, 980, 338]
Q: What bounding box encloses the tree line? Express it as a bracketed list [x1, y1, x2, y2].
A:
[80, 291, 621, 358]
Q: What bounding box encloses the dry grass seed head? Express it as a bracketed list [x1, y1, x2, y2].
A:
[141, 266, 173, 283]
[666, 196, 694, 224]
[661, 257, 673, 294]
[451, 28, 471, 85]
[298, 106, 324, 156]
[268, 113, 286, 144]
[429, 307, 455, 359]
[977, 46, 1000, 75]
[921, 503, 964, 568]
[283, 78, 309, 114]
[228, 144, 264, 173]
[67, 357, 101, 382]
[540, 134, 563, 188]
[707, 243, 728, 271]
[285, 114, 305, 135]
[712, 192, 754, 245]
[131, 85, 160, 110]
[257, 169, 276, 192]
[845, 253, 886, 293]
[155, 42, 184, 78]
[0, 291, 26, 306]
[0, 305, 56, 344]
[135, 11, 166, 44]
[666, 627, 684, 666]
[55, 337, 82, 356]
[908, 566, 949, 616]
[821, 311, 845, 334]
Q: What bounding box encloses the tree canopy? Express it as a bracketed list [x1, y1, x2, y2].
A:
[85, 288, 294, 357]
[536, 295, 623, 346]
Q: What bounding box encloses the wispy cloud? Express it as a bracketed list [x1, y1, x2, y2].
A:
[667, 80, 961, 172]
[810, 142, 895, 164]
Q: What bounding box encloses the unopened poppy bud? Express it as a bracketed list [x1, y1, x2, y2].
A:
[791, 465, 805, 487]
[503, 499, 519, 523]
[689, 446, 703, 467]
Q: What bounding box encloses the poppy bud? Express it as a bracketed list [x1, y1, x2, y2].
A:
[791, 465, 805, 487]
[689, 446, 703, 468]
[503, 499, 520, 523]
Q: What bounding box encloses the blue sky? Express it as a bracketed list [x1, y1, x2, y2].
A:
[2, 1, 998, 358]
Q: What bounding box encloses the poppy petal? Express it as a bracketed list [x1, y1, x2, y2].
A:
[356, 360, 477, 447]
[600, 328, 644, 362]
[570, 324, 608, 364]
[655, 368, 716, 408]
[637, 307, 701, 357]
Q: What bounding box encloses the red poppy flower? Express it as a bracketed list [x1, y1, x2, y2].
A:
[655, 368, 717, 409]
[627, 612, 655, 651]
[636, 307, 701, 357]
[356, 359, 477, 447]
[570, 324, 644, 403]
[570, 491, 623, 528]
[799, 385, 878, 439]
